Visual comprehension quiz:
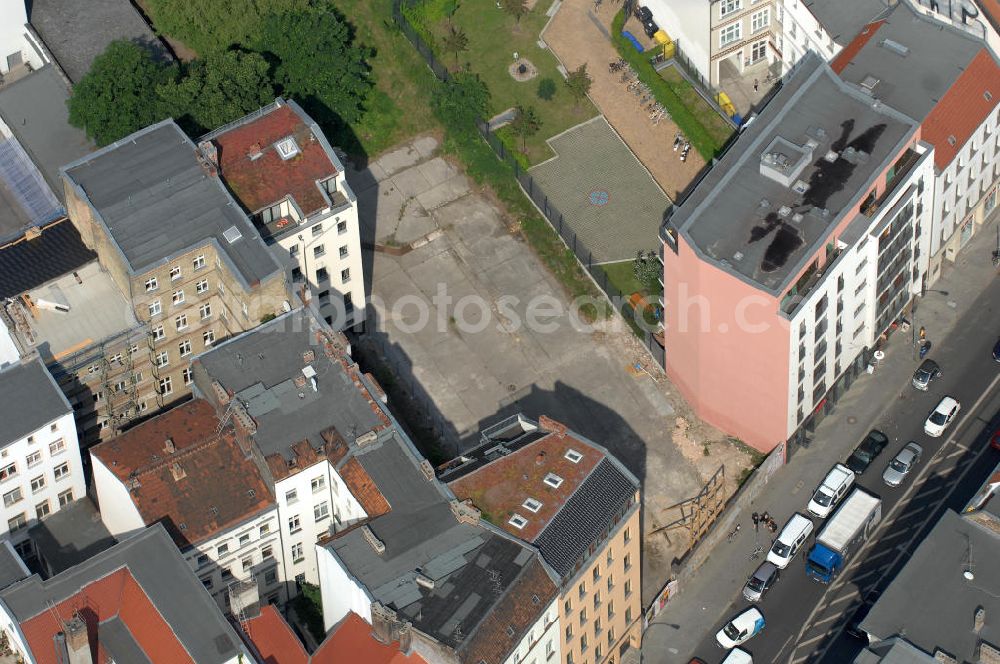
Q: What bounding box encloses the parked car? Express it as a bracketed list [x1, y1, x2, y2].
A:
[807, 463, 855, 518]
[766, 513, 814, 568]
[882, 442, 923, 487]
[643, 19, 659, 37]
[924, 396, 960, 437]
[993, 337, 1000, 362]
[743, 561, 779, 602]
[636, 5, 653, 22]
[991, 426, 1000, 451]
[721, 649, 753, 664]
[846, 430, 889, 474]
[716, 607, 765, 649]
[911, 358, 941, 391]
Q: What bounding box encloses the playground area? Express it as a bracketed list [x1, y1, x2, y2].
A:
[541, 0, 711, 199]
[528, 116, 670, 264]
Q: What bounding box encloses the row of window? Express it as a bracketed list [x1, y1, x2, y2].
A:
[284, 476, 328, 506]
[0, 440, 66, 483]
[156, 369, 194, 397]
[287, 501, 332, 534]
[144, 255, 207, 292]
[2, 462, 71, 509]
[7, 489, 74, 533]
[148, 284, 214, 317]
[718, 8, 770, 47]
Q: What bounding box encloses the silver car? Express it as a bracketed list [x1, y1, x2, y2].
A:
[911, 359, 941, 391]
[882, 441, 923, 486]
[743, 561, 779, 602]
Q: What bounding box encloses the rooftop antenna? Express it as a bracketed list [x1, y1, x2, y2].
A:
[963, 534, 975, 580]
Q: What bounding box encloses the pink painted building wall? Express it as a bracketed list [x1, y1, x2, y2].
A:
[662, 236, 791, 452]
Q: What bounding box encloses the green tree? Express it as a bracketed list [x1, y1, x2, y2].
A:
[565, 63, 592, 108]
[500, 0, 529, 24]
[441, 25, 469, 70]
[633, 250, 660, 290]
[254, 9, 373, 125]
[144, 0, 314, 54]
[536, 77, 556, 101]
[158, 50, 274, 135]
[509, 105, 540, 153]
[67, 41, 175, 146]
[431, 72, 490, 127]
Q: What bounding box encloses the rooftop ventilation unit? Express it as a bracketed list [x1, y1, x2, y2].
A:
[823, 150, 839, 163]
[792, 180, 810, 195]
[732, 251, 744, 262]
[791, 213, 804, 223]
[860, 75, 880, 95]
[356, 430, 379, 447]
[778, 205, 792, 218]
[223, 225, 243, 243]
[880, 39, 910, 57]
[415, 574, 435, 590]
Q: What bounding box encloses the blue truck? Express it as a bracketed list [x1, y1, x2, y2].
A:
[806, 487, 881, 583]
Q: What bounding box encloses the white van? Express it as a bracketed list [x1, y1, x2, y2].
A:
[807, 464, 855, 519]
[766, 513, 813, 568]
[721, 648, 753, 664]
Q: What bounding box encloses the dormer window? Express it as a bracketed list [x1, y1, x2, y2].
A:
[523, 497, 543, 513]
[508, 514, 528, 529]
[564, 448, 583, 463]
[544, 473, 564, 489]
[276, 137, 300, 160]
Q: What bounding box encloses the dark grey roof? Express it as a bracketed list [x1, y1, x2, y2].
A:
[836, 1, 986, 121]
[28, 0, 171, 84]
[61, 121, 282, 287]
[0, 524, 246, 664]
[0, 541, 29, 591]
[534, 459, 637, 578]
[854, 637, 938, 664]
[802, 0, 889, 45]
[196, 310, 383, 460]
[0, 66, 94, 197]
[28, 497, 116, 576]
[328, 430, 538, 650]
[98, 616, 154, 664]
[670, 54, 917, 294]
[0, 357, 71, 445]
[859, 510, 1000, 662]
[0, 218, 96, 299]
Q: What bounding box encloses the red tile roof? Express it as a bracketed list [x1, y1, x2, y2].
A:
[242, 605, 308, 664]
[922, 48, 1000, 170]
[90, 399, 273, 547]
[448, 417, 603, 541]
[339, 458, 391, 518]
[313, 612, 426, 664]
[18, 568, 194, 664]
[212, 103, 337, 216]
[831, 20, 885, 74]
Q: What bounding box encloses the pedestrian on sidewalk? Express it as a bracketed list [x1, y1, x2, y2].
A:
[752, 512, 760, 531]
[753, 78, 759, 92]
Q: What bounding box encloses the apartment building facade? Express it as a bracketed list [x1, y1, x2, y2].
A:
[660, 54, 933, 452]
[0, 357, 84, 563]
[90, 399, 290, 613]
[443, 414, 643, 664]
[203, 99, 366, 331]
[61, 119, 291, 414]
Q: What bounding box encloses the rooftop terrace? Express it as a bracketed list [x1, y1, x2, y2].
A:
[669, 55, 916, 294]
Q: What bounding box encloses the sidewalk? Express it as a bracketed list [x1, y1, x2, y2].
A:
[642, 211, 1000, 663]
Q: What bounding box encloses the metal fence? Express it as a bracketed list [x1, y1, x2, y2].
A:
[394, 0, 666, 367]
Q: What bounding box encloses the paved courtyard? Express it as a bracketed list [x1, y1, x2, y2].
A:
[348, 137, 752, 601]
[529, 117, 671, 263]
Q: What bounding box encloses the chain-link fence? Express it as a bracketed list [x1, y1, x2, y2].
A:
[394, 0, 665, 367]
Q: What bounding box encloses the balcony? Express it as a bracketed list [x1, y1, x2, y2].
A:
[780, 247, 843, 316]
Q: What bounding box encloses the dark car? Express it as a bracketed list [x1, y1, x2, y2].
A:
[911, 358, 941, 391]
[643, 19, 659, 37]
[636, 5, 653, 22]
[846, 430, 889, 475]
[993, 337, 1000, 362]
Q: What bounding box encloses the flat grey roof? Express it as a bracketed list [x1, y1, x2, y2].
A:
[0, 541, 29, 591]
[61, 121, 282, 288]
[859, 510, 1000, 662]
[836, 1, 985, 121]
[99, 616, 153, 664]
[16, 260, 141, 366]
[803, 0, 888, 45]
[196, 311, 384, 461]
[671, 54, 916, 294]
[28, 0, 171, 84]
[0, 524, 244, 664]
[328, 431, 535, 650]
[0, 357, 70, 445]
[854, 637, 938, 663]
[0, 66, 94, 197]
[28, 497, 116, 576]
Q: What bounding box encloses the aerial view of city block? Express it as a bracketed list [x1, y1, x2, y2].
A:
[0, 0, 996, 662]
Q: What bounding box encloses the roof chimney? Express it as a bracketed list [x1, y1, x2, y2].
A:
[170, 462, 186, 481]
[62, 615, 92, 664]
[164, 437, 176, 454]
[975, 606, 986, 633]
[362, 525, 385, 554]
[535, 451, 546, 465]
[197, 140, 218, 168]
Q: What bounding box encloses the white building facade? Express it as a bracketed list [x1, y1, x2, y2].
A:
[0, 0, 46, 75]
[0, 358, 84, 563]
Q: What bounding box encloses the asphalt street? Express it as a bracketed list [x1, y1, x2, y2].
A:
[688, 276, 1000, 664]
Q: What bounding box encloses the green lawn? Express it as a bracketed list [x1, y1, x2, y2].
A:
[658, 66, 734, 152]
[406, 0, 598, 164]
[332, 0, 440, 158]
[601, 259, 661, 333]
